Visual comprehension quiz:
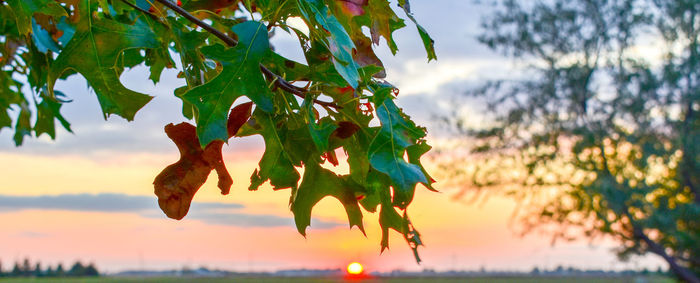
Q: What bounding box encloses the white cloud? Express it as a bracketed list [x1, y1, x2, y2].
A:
[388, 57, 509, 96]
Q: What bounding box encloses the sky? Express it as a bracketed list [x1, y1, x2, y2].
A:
[0, 0, 667, 273]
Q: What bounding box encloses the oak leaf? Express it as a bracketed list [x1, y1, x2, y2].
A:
[154, 102, 252, 220]
[338, 0, 368, 16]
[353, 34, 386, 78]
[332, 121, 360, 139]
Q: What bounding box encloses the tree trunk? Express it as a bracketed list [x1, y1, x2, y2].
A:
[634, 228, 700, 283]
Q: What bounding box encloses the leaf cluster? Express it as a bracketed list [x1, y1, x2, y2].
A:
[0, 0, 437, 260]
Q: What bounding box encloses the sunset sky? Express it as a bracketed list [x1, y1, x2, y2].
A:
[0, 0, 666, 273]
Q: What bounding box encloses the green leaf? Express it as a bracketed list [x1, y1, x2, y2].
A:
[362, 0, 406, 54]
[379, 204, 423, 263]
[117, 48, 146, 71]
[5, 0, 67, 36]
[96, 0, 111, 16]
[13, 102, 32, 146]
[279, 120, 324, 167]
[140, 17, 175, 85]
[167, 17, 211, 86]
[327, 87, 374, 184]
[379, 203, 405, 252]
[48, 0, 159, 121]
[35, 91, 72, 139]
[109, 0, 133, 14]
[174, 86, 195, 120]
[25, 43, 50, 91]
[358, 169, 388, 213]
[0, 6, 16, 35]
[134, 0, 152, 11]
[406, 141, 437, 191]
[297, 0, 360, 88]
[165, 18, 211, 119]
[144, 48, 172, 84]
[0, 109, 11, 133]
[181, 21, 273, 146]
[249, 109, 300, 191]
[304, 96, 338, 152]
[304, 41, 349, 87]
[368, 86, 428, 208]
[397, 0, 436, 61]
[262, 52, 311, 82]
[0, 71, 17, 132]
[1, 71, 26, 136]
[291, 163, 364, 236]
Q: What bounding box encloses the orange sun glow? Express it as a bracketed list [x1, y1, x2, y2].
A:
[347, 262, 363, 275]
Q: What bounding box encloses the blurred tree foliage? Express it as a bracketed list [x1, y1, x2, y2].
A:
[451, 0, 699, 281]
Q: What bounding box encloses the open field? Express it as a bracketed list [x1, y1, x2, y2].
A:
[0, 276, 674, 283]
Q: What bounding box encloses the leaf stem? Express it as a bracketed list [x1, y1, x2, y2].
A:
[151, 0, 341, 109]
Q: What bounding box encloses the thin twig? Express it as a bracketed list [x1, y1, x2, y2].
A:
[119, 0, 159, 20]
[152, 0, 341, 109]
[259, 66, 339, 109]
[155, 0, 238, 46]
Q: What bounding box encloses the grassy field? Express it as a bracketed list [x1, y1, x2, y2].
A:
[0, 276, 674, 283]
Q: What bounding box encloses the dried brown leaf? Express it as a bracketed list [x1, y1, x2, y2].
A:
[153, 102, 253, 220]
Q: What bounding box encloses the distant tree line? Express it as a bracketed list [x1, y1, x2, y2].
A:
[529, 265, 669, 277]
[0, 258, 99, 278]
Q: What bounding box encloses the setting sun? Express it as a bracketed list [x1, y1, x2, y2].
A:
[347, 262, 364, 275]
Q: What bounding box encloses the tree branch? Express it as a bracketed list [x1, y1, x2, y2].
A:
[597, 143, 699, 282]
[152, 0, 341, 110]
[633, 228, 700, 283]
[118, 0, 159, 20]
[258, 66, 340, 109]
[154, 0, 238, 46]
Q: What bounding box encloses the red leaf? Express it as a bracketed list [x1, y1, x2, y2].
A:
[332, 121, 360, 139]
[153, 123, 214, 220]
[353, 35, 386, 78]
[154, 102, 253, 220]
[338, 86, 354, 94]
[203, 140, 232, 194]
[227, 102, 253, 137]
[337, 0, 367, 16]
[324, 150, 339, 166]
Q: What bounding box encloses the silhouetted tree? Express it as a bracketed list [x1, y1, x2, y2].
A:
[21, 258, 31, 277]
[55, 263, 65, 277]
[11, 262, 21, 277]
[45, 266, 55, 277]
[84, 263, 99, 277]
[33, 262, 43, 277]
[68, 261, 86, 277]
[450, 0, 699, 281]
